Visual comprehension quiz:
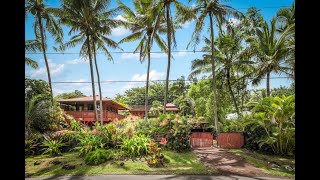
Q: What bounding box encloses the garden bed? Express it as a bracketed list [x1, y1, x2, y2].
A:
[25, 151, 216, 177]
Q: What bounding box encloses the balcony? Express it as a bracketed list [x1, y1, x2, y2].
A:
[64, 110, 125, 123]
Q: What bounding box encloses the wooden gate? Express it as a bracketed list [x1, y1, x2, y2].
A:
[217, 132, 244, 149]
[190, 132, 213, 148]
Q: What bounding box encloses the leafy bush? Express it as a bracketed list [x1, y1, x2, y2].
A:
[70, 120, 83, 132]
[25, 133, 44, 156]
[41, 135, 65, 156]
[74, 134, 104, 157]
[167, 117, 192, 152]
[61, 131, 80, 152]
[243, 124, 273, 154]
[246, 95, 295, 156]
[25, 139, 39, 156]
[146, 140, 166, 167]
[120, 135, 151, 159]
[85, 149, 114, 165]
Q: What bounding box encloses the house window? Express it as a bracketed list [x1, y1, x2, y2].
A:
[76, 104, 84, 111]
[88, 104, 94, 110]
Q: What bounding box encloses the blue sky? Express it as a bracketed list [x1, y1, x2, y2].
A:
[25, 0, 294, 98]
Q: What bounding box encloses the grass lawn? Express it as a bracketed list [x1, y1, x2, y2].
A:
[227, 149, 295, 178]
[25, 150, 216, 177]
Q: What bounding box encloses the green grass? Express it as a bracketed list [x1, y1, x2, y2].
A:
[226, 149, 295, 178]
[25, 150, 216, 177]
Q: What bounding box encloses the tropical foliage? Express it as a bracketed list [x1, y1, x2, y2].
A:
[85, 149, 114, 165]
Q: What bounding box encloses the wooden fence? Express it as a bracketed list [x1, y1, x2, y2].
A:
[190, 132, 213, 148]
[216, 132, 244, 149]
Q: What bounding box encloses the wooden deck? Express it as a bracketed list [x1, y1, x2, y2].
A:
[65, 110, 125, 123]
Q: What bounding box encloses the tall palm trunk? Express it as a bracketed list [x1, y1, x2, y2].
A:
[37, 15, 53, 103]
[226, 69, 240, 116]
[241, 78, 246, 111]
[86, 32, 98, 121]
[145, 42, 151, 120]
[92, 42, 103, 125]
[163, 2, 171, 114]
[266, 68, 270, 96]
[209, 12, 219, 134]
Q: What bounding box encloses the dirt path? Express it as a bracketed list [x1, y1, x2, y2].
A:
[193, 147, 288, 179]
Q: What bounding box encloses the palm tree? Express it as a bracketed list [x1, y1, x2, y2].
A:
[214, 22, 255, 117]
[25, 0, 63, 102]
[118, 0, 167, 120]
[250, 18, 288, 96]
[25, 39, 41, 69]
[86, 0, 123, 125]
[57, 0, 98, 121]
[182, 0, 243, 133]
[276, 4, 295, 33]
[160, 0, 188, 114]
[276, 4, 295, 79]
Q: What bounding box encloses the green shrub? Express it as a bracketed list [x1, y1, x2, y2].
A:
[85, 149, 114, 165]
[243, 124, 273, 154]
[245, 95, 295, 156]
[70, 120, 83, 132]
[120, 135, 151, 159]
[61, 131, 80, 152]
[25, 133, 44, 156]
[41, 135, 65, 156]
[167, 117, 192, 152]
[74, 134, 104, 157]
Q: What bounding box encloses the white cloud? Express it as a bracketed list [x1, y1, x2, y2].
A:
[120, 70, 165, 93]
[29, 60, 65, 79]
[121, 53, 140, 60]
[173, 51, 188, 57]
[228, 18, 240, 26]
[111, 27, 130, 37]
[114, 15, 127, 22]
[181, 20, 194, 29]
[132, 70, 165, 81]
[66, 58, 88, 65]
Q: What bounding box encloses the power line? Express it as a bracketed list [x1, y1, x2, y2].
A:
[51, 77, 291, 83]
[25, 5, 292, 19]
[25, 50, 206, 54]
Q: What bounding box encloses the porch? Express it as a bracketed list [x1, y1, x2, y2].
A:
[65, 110, 125, 123]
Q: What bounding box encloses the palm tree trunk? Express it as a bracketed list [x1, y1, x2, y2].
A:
[209, 12, 219, 134]
[226, 69, 240, 117]
[266, 69, 270, 96]
[86, 33, 98, 121]
[163, 3, 171, 114]
[145, 40, 151, 120]
[92, 42, 104, 125]
[38, 15, 53, 103]
[241, 78, 246, 111]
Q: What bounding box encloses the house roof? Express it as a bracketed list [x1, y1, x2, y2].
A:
[128, 105, 152, 111]
[57, 95, 128, 110]
[128, 103, 179, 112]
[57, 95, 110, 102]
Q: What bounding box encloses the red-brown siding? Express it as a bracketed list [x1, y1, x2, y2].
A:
[217, 132, 244, 149]
[190, 132, 213, 148]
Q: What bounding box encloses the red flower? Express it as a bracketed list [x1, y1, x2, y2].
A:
[160, 137, 167, 145]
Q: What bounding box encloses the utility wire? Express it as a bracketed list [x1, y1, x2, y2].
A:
[25, 5, 292, 19]
[51, 77, 291, 83]
[25, 50, 207, 54]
